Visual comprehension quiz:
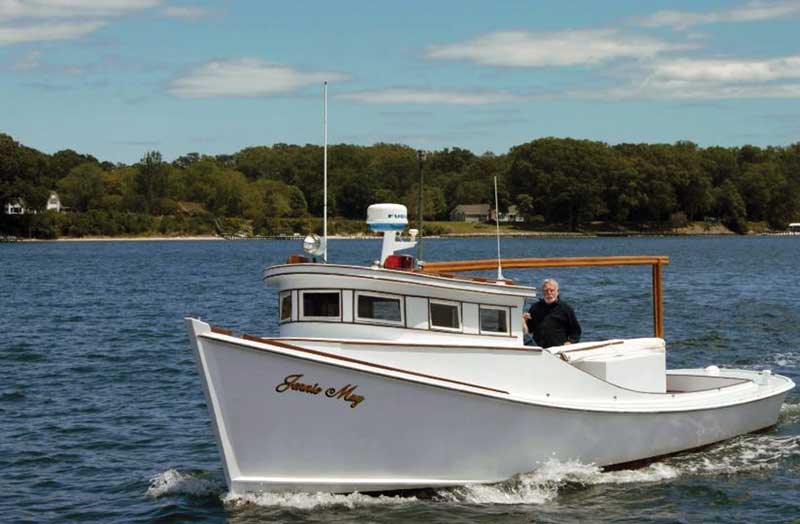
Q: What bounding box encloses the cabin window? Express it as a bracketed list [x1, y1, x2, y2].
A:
[280, 291, 292, 322]
[479, 306, 508, 334]
[301, 291, 341, 319]
[430, 301, 460, 331]
[356, 292, 403, 324]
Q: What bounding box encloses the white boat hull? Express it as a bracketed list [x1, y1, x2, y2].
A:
[187, 318, 792, 494]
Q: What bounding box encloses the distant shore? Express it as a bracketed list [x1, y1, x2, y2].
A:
[7, 224, 795, 242]
[11, 231, 735, 242]
[51, 235, 224, 242]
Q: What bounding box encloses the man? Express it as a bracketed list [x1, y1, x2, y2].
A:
[522, 278, 581, 348]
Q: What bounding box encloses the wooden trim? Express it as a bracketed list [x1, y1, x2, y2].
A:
[210, 326, 233, 336]
[421, 255, 670, 272]
[653, 263, 664, 339]
[556, 340, 625, 354]
[421, 255, 669, 339]
[240, 334, 510, 394]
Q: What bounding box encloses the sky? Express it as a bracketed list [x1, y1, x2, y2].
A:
[1, 0, 800, 164]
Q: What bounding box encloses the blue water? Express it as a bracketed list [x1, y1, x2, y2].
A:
[2, 236, 799, 523]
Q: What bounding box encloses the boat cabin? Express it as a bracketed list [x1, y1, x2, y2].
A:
[265, 262, 530, 345]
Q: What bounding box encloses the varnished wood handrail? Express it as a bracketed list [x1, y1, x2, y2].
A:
[420, 255, 669, 272]
[421, 255, 669, 339]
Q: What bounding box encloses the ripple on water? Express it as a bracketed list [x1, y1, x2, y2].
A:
[773, 353, 800, 369]
[0, 391, 25, 402]
[147, 469, 225, 499]
[140, 419, 800, 512]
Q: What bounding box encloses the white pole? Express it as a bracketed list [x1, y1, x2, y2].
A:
[323, 81, 328, 263]
[494, 176, 504, 281]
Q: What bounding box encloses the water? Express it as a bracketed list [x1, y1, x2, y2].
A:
[2, 236, 799, 523]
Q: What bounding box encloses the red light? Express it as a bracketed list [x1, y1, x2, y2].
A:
[384, 255, 415, 269]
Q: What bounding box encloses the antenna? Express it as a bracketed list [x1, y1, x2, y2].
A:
[416, 150, 425, 264]
[323, 81, 328, 263]
[494, 176, 504, 281]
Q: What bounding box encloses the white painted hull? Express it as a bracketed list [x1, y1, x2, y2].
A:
[187, 318, 793, 494]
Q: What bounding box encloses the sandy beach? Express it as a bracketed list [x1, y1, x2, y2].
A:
[50, 235, 225, 242]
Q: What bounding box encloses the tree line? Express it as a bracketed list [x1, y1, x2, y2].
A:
[1, 132, 799, 238]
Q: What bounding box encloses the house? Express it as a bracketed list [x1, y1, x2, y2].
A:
[46, 191, 62, 212]
[3, 191, 62, 215]
[450, 204, 490, 222]
[491, 205, 525, 223]
[4, 198, 27, 215]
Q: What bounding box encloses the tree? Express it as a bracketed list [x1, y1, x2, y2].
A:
[715, 180, 748, 234]
[516, 194, 535, 221]
[403, 184, 447, 221]
[57, 163, 106, 212]
[134, 151, 170, 214]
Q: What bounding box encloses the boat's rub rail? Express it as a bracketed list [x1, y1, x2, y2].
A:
[278, 337, 541, 352]
[206, 331, 511, 395]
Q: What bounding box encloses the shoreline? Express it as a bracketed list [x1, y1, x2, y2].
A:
[8, 232, 781, 243]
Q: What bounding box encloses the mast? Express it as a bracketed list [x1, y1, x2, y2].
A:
[494, 176, 504, 281]
[323, 81, 328, 263]
[417, 150, 425, 263]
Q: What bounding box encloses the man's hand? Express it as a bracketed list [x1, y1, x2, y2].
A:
[522, 312, 531, 320]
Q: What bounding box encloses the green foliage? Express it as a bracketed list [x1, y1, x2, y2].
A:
[2, 133, 800, 238]
[57, 162, 106, 212]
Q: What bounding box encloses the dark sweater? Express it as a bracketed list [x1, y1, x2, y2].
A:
[526, 298, 582, 348]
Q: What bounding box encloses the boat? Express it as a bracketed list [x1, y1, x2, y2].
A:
[186, 203, 795, 495]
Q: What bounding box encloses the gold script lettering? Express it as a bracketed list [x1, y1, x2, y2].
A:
[325, 384, 364, 408]
[275, 374, 322, 395]
[277, 374, 365, 408]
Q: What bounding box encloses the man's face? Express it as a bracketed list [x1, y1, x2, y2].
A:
[542, 283, 559, 304]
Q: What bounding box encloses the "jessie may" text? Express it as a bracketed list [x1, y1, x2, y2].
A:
[275, 373, 365, 408]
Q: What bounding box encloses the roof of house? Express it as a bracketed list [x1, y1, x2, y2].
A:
[452, 204, 490, 215]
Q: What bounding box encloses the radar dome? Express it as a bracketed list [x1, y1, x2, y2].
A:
[367, 204, 408, 232]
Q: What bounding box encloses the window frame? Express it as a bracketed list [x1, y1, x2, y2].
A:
[354, 291, 405, 326]
[299, 289, 342, 322]
[279, 290, 292, 323]
[429, 299, 462, 332]
[478, 305, 510, 335]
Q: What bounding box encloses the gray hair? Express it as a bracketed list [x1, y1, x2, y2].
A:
[541, 278, 559, 291]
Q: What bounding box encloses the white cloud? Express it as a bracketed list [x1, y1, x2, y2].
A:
[0, 20, 104, 44]
[650, 56, 800, 83]
[338, 88, 530, 105]
[582, 55, 800, 100]
[169, 58, 347, 98]
[427, 29, 694, 67]
[161, 6, 212, 19]
[641, 1, 800, 30]
[0, 0, 165, 45]
[602, 82, 800, 100]
[0, 0, 161, 20]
